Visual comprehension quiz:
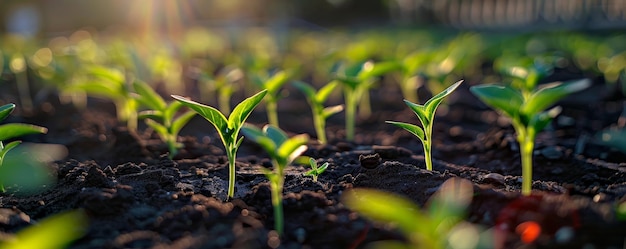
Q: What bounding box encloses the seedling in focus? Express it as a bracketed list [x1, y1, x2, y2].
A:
[172, 89, 267, 200]
[387, 80, 462, 171]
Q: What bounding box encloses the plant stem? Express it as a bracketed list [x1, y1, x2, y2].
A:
[270, 175, 284, 235]
[344, 91, 356, 141]
[423, 141, 432, 171]
[313, 110, 327, 144]
[520, 133, 534, 196]
[227, 148, 237, 200]
[266, 100, 279, 127]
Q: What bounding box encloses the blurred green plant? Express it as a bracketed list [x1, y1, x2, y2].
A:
[292, 81, 344, 144]
[343, 178, 490, 249]
[387, 80, 462, 171]
[67, 66, 139, 131]
[0, 103, 48, 192]
[471, 79, 590, 195]
[251, 70, 293, 127]
[334, 60, 400, 141]
[0, 210, 88, 249]
[241, 124, 308, 235]
[172, 90, 267, 200]
[134, 81, 196, 159]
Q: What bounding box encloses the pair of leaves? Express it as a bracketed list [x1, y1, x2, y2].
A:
[240, 124, 308, 169]
[304, 157, 329, 178]
[292, 81, 344, 118]
[386, 80, 463, 143]
[68, 66, 128, 100]
[251, 70, 292, 97]
[172, 90, 268, 149]
[470, 79, 590, 129]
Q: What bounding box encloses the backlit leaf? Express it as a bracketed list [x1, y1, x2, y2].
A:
[0, 124, 47, 141]
[470, 84, 524, 118]
[386, 121, 426, 143]
[0, 103, 15, 122]
[172, 95, 229, 144]
[521, 79, 590, 116]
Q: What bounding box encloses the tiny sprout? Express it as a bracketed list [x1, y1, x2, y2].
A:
[292, 81, 344, 144]
[387, 80, 463, 171]
[304, 158, 328, 182]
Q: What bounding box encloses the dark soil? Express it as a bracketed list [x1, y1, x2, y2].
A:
[1, 76, 625, 249]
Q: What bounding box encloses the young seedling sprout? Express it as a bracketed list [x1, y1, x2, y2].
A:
[292, 81, 344, 144]
[0, 103, 48, 192]
[172, 90, 268, 200]
[470, 79, 590, 195]
[304, 158, 328, 182]
[251, 70, 292, 127]
[334, 61, 400, 141]
[134, 81, 196, 159]
[386, 80, 463, 171]
[241, 124, 309, 235]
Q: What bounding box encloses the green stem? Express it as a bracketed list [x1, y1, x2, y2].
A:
[266, 100, 279, 127]
[423, 141, 432, 171]
[358, 90, 371, 119]
[344, 91, 356, 141]
[520, 133, 534, 196]
[313, 109, 327, 144]
[270, 175, 284, 235]
[227, 148, 237, 200]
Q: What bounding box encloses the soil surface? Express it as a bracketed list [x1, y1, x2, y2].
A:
[1, 74, 625, 249]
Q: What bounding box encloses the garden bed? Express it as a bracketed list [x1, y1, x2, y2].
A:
[1, 72, 625, 248]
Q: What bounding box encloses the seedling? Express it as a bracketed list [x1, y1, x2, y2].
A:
[387, 80, 463, 171]
[172, 90, 267, 199]
[292, 81, 344, 144]
[0, 103, 48, 192]
[304, 158, 328, 182]
[68, 66, 139, 131]
[251, 70, 292, 127]
[334, 61, 400, 141]
[134, 81, 196, 159]
[470, 79, 590, 195]
[343, 178, 482, 249]
[394, 51, 432, 103]
[241, 124, 309, 235]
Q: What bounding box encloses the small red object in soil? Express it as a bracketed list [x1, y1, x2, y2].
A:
[516, 221, 541, 243]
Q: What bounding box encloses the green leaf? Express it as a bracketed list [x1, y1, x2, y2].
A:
[68, 83, 124, 100]
[227, 90, 268, 133]
[138, 110, 163, 121]
[87, 66, 124, 83]
[292, 81, 316, 100]
[423, 80, 463, 122]
[317, 162, 329, 173]
[145, 119, 168, 137]
[1, 210, 87, 249]
[342, 188, 428, 235]
[357, 61, 401, 81]
[265, 70, 291, 94]
[521, 79, 590, 116]
[0, 124, 47, 141]
[403, 100, 431, 129]
[171, 111, 196, 136]
[264, 125, 288, 147]
[386, 121, 426, 143]
[470, 84, 524, 118]
[0, 140, 21, 160]
[133, 80, 166, 111]
[241, 124, 277, 153]
[172, 95, 229, 144]
[278, 134, 309, 163]
[322, 105, 344, 118]
[0, 103, 15, 122]
[315, 81, 339, 103]
[164, 101, 184, 124]
[528, 106, 561, 136]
